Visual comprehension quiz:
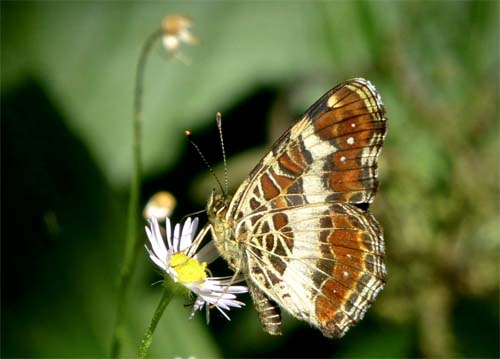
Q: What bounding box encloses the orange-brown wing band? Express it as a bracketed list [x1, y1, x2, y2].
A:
[230, 78, 387, 221]
[243, 202, 386, 338]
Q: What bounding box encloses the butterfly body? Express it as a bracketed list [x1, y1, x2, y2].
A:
[207, 78, 387, 338]
[207, 192, 241, 270]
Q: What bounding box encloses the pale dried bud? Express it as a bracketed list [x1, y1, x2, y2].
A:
[143, 191, 177, 220]
[161, 15, 198, 62]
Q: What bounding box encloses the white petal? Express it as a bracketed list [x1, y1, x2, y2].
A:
[179, 29, 194, 43]
[195, 241, 219, 264]
[145, 220, 167, 262]
[209, 275, 247, 285]
[197, 283, 247, 307]
[165, 217, 173, 250]
[190, 217, 199, 239]
[173, 223, 181, 251]
[163, 35, 179, 51]
[215, 305, 231, 321]
[202, 278, 248, 294]
[146, 245, 168, 271]
[224, 285, 248, 294]
[185, 278, 247, 321]
[179, 217, 194, 251]
[167, 267, 178, 282]
[189, 296, 205, 319]
[149, 253, 168, 271]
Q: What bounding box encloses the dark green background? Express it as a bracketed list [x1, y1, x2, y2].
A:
[2, 1, 499, 358]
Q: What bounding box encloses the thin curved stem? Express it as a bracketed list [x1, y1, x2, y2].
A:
[110, 27, 164, 359]
[137, 287, 173, 359]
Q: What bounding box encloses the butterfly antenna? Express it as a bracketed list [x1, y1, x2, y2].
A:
[216, 112, 229, 196]
[180, 208, 206, 222]
[185, 130, 225, 195]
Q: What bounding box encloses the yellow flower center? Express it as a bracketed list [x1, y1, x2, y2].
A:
[169, 253, 207, 284]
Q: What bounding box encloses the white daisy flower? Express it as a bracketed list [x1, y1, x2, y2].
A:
[145, 216, 247, 320]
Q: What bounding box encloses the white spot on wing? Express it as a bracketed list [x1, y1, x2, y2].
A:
[299, 126, 332, 202]
[340, 156, 347, 163]
[327, 94, 338, 108]
[347, 137, 355, 145]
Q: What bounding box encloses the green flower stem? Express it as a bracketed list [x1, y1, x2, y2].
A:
[138, 287, 174, 359]
[110, 27, 164, 359]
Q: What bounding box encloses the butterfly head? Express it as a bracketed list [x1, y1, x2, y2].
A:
[206, 189, 229, 221]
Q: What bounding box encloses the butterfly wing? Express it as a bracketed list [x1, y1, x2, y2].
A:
[242, 202, 386, 338]
[227, 78, 387, 337]
[228, 78, 386, 222]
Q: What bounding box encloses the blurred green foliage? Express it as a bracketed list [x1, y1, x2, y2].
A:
[1, 1, 498, 358]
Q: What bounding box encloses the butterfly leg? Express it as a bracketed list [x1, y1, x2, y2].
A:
[248, 281, 282, 335]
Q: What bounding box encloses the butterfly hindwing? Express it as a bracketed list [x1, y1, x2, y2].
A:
[243, 202, 386, 337]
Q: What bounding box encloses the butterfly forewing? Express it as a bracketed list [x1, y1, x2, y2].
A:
[229, 78, 386, 219]
[209, 78, 387, 338]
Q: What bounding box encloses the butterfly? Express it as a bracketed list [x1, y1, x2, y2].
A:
[206, 78, 387, 338]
